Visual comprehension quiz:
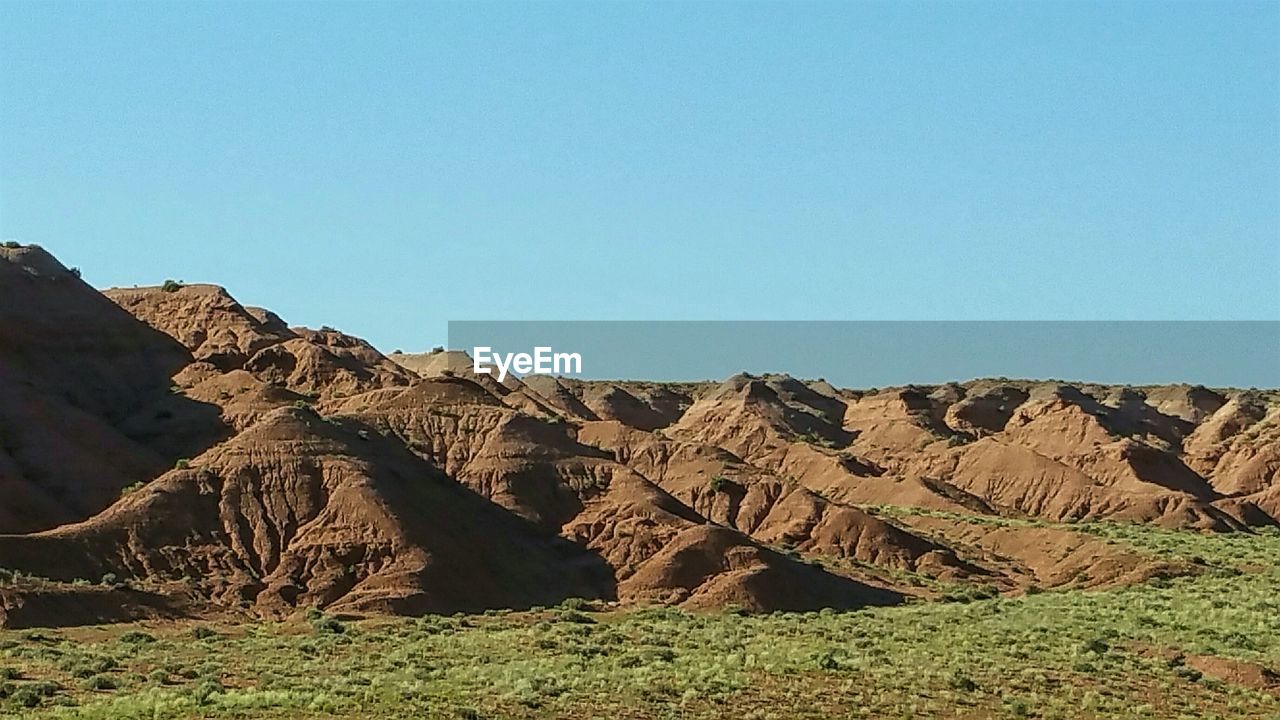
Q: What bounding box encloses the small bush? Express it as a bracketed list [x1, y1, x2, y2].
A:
[709, 475, 732, 493]
[1, 241, 21, 249]
[1079, 637, 1109, 655]
[83, 674, 117, 691]
[174, 459, 190, 470]
[161, 280, 183, 293]
[66, 656, 117, 677]
[191, 626, 218, 640]
[947, 669, 978, 692]
[119, 631, 156, 645]
[556, 610, 594, 624]
[27, 680, 59, 697]
[191, 678, 222, 705]
[310, 614, 346, 635]
[10, 686, 41, 708]
[1173, 665, 1203, 682]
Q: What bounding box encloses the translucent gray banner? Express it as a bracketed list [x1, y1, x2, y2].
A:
[446, 321, 1280, 389]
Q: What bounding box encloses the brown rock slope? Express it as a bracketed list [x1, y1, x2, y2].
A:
[0, 407, 611, 616]
[105, 284, 295, 372]
[0, 246, 218, 532]
[578, 420, 976, 580]
[3, 246, 1277, 626]
[336, 376, 906, 611]
[669, 374, 1273, 530]
[109, 284, 414, 403]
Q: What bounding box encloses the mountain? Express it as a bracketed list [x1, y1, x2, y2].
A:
[0, 245, 1276, 627]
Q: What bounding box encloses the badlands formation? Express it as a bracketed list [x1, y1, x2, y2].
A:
[1, 244, 1278, 627]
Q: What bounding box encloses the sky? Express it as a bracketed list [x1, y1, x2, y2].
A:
[1, 0, 1277, 355]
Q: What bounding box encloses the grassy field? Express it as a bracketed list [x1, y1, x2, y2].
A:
[2, 516, 1278, 719]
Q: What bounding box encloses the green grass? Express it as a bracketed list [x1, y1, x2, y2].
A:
[1, 519, 1278, 719]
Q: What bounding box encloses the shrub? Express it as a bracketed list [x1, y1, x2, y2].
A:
[947, 669, 978, 691]
[1005, 697, 1031, 717]
[66, 656, 117, 677]
[191, 626, 218, 640]
[556, 610, 594, 624]
[120, 481, 145, 497]
[813, 649, 848, 670]
[174, 459, 190, 470]
[192, 678, 222, 705]
[119, 630, 156, 645]
[10, 686, 41, 707]
[709, 475, 732, 493]
[161, 280, 183, 293]
[83, 674, 117, 691]
[1079, 637, 1109, 655]
[559, 597, 594, 612]
[2, 241, 21, 249]
[311, 614, 346, 635]
[1173, 665, 1203, 682]
[797, 432, 836, 448]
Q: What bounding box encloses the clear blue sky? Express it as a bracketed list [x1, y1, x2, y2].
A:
[2, 1, 1277, 352]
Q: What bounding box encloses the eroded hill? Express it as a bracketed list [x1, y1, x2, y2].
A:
[1, 246, 1277, 626]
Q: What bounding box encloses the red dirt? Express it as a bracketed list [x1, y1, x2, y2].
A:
[1, 246, 1277, 626]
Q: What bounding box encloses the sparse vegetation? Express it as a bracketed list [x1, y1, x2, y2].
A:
[161, 280, 183, 293]
[0, 517, 1269, 712]
[796, 431, 836, 448]
[119, 481, 145, 498]
[0, 521, 1275, 718]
